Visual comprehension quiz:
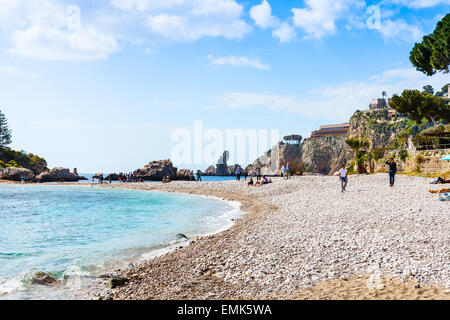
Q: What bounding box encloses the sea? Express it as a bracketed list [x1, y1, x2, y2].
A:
[0, 184, 241, 299]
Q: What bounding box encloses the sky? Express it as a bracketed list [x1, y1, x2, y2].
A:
[0, 0, 449, 173]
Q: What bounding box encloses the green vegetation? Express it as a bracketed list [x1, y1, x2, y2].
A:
[283, 134, 303, 144]
[346, 137, 369, 174]
[0, 110, 12, 149]
[0, 110, 48, 174]
[410, 14, 449, 76]
[390, 90, 450, 124]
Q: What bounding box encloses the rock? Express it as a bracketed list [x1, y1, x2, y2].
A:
[31, 272, 58, 286]
[0, 167, 35, 181]
[36, 171, 56, 182]
[204, 166, 216, 176]
[133, 160, 178, 181]
[49, 167, 81, 182]
[37, 167, 84, 182]
[176, 169, 194, 181]
[108, 276, 129, 289]
[215, 151, 230, 176]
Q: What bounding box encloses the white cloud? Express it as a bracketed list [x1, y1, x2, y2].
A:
[212, 68, 449, 120]
[111, 0, 251, 42]
[0, 65, 39, 78]
[292, 0, 364, 39]
[208, 55, 270, 70]
[249, 0, 277, 29]
[385, 0, 450, 9]
[250, 0, 296, 43]
[377, 19, 424, 42]
[0, 0, 119, 61]
[272, 22, 297, 43]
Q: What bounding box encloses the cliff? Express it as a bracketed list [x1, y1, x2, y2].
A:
[301, 136, 352, 174]
[246, 109, 448, 176]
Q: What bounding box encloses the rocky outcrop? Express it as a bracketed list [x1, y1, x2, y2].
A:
[134, 160, 178, 181]
[176, 169, 194, 181]
[204, 166, 216, 176]
[215, 151, 230, 176]
[0, 167, 35, 181]
[302, 136, 352, 175]
[249, 143, 303, 176]
[37, 168, 84, 182]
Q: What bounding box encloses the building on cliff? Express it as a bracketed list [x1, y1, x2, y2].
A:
[309, 123, 350, 139]
[369, 98, 391, 110]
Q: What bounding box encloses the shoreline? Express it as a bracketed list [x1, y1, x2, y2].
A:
[0, 183, 244, 300]
[87, 175, 449, 300]
[2, 176, 449, 300]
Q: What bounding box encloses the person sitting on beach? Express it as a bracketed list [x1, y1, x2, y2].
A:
[247, 178, 254, 187]
[429, 188, 450, 194]
[162, 176, 171, 183]
[255, 176, 272, 186]
[430, 175, 450, 184]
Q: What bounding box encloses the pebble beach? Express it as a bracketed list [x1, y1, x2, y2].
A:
[87, 174, 449, 300]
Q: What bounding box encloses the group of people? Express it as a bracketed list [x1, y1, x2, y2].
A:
[247, 176, 272, 187]
[338, 157, 398, 192]
[281, 163, 291, 180]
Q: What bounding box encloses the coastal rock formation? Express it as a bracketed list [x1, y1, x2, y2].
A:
[301, 136, 352, 175]
[133, 160, 178, 181]
[0, 167, 35, 181]
[204, 166, 216, 176]
[176, 169, 194, 181]
[215, 151, 230, 176]
[250, 143, 303, 175]
[37, 168, 84, 182]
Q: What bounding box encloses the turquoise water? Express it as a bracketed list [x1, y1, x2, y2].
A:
[0, 185, 240, 299]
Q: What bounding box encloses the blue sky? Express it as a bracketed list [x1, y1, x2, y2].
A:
[0, 0, 449, 173]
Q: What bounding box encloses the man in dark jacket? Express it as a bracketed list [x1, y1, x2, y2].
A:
[386, 158, 397, 187]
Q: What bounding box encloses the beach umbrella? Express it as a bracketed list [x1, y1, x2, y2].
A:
[440, 154, 450, 161]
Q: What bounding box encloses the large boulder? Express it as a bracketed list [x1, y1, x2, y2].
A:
[204, 166, 216, 176]
[36, 171, 56, 182]
[0, 167, 35, 181]
[227, 164, 242, 176]
[31, 272, 59, 286]
[176, 169, 194, 181]
[37, 168, 85, 182]
[134, 160, 178, 181]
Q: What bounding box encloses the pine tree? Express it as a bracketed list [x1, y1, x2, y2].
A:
[0, 110, 12, 150]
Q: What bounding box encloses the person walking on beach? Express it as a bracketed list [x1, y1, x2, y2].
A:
[281, 165, 286, 179]
[256, 168, 262, 181]
[236, 168, 241, 181]
[339, 164, 348, 192]
[196, 170, 202, 182]
[385, 158, 397, 187]
[244, 170, 248, 181]
[286, 163, 291, 179]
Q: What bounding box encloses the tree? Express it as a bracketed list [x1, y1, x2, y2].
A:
[390, 90, 450, 124]
[436, 83, 449, 97]
[410, 14, 449, 76]
[0, 110, 12, 150]
[346, 137, 369, 174]
[382, 91, 387, 98]
[283, 134, 303, 144]
[423, 85, 434, 95]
